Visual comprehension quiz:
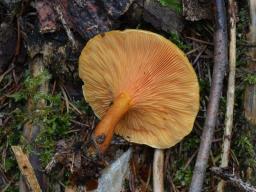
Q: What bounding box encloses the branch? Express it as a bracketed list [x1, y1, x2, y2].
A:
[217, 0, 237, 191]
[189, 0, 228, 191]
[211, 167, 256, 192]
[11, 146, 42, 192]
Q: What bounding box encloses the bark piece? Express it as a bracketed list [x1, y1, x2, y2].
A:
[143, 0, 183, 32]
[101, 0, 134, 19]
[35, 0, 134, 39]
[35, 0, 57, 33]
[35, 0, 183, 38]
[132, 0, 183, 33]
[182, 0, 212, 21]
[0, 22, 16, 73]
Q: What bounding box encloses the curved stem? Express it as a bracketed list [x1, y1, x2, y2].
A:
[93, 93, 131, 154]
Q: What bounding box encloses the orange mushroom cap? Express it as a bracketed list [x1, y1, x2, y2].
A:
[79, 29, 199, 149]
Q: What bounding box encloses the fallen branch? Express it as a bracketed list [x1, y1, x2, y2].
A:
[211, 167, 256, 192]
[189, 0, 228, 191]
[153, 149, 164, 192]
[11, 146, 42, 192]
[217, 0, 237, 191]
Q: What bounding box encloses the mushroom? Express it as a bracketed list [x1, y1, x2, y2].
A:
[79, 29, 199, 154]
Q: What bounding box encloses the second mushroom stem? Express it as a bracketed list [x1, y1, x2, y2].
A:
[153, 149, 164, 192]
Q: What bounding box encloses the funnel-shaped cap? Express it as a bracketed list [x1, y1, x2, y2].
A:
[79, 29, 199, 148]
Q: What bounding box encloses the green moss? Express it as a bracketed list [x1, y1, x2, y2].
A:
[170, 134, 200, 188]
[235, 135, 256, 168]
[237, 8, 249, 41]
[6, 70, 88, 170]
[182, 134, 200, 152]
[35, 109, 71, 166]
[3, 186, 19, 192]
[169, 32, 191, 51]
[159, 0, 182, 13]
[244, 74, 256, 85]
[174, 166, 193, 187]
[236, 6, 250, 67]
[0, 68, 94, 191]
[8, 70, 51, 102]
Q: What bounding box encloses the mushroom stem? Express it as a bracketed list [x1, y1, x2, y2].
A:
[93, 92, 132, 153]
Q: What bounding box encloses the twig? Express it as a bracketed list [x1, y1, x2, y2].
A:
[184, 149, 198, 170]
[12, 17, 21, 64]
[129, 156, 136, 192]
[45, 157, 58, 174]
[153, 149, 164, 192]
[11, 146, 42, 192]
[185, 37, 214, 46]
[145, 165, 152, 192]
[211, 167, 256, 192]
[51, 80, 56, 95]
[0, 66, 14, 83]
[138, 165, 152, 192]
[60, 85, 70, 113]
[186, 45, 206, 55]
[59, 84, 84, 115]
[217, 1, 237, 191]
[189, 0, 228, 191]
[192, 45, 207, 65]
[60, 96, 84, 115]
[230, 149, 239, 166]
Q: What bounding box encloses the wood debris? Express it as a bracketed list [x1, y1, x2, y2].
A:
[11, 146, 42, 192]
[211, 167, 256, 192]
